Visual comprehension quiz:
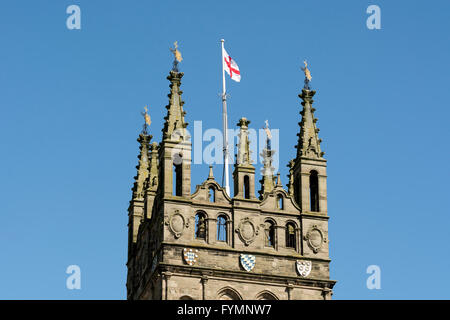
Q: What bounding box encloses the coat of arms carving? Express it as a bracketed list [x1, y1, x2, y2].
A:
[240, 254, 256, 272]
[296, 260, 312, 277]
[183, 248, 199, 266]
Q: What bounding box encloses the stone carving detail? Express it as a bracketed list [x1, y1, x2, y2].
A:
[304, 225, 326, 253]
[240, 254, 256, 272]
[235, 217, 259, 246]
[306, 136, 319, 157]
[183, 248, 199, 266]
[296, 260, 312, 277]
[165, 210, 188, 238]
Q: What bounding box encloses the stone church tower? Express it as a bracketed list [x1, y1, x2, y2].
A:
[126, 64, 336, 300]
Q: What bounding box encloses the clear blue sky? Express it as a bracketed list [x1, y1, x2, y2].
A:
[0, 0, 449, 299]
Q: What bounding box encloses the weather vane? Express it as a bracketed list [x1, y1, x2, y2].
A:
[170, 41, 183, 72]
[141, 106, 151, 134]
[301, 60, 312, 90]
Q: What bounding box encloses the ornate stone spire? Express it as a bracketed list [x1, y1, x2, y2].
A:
[258, 134, 275, 199]
[295, 88, 324, 159]
[236, 117, 252, 166]
[141, 141, 159, 220]
[145, 141, 159, 192]
[159, 61, 192, 198]
[132, 133, 152, 200]
[286, 159, 295, 196]
[162, 71, 188, 141]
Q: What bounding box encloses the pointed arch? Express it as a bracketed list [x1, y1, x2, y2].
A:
[217, 287, 242, 300]
[255, 290, 279, 300]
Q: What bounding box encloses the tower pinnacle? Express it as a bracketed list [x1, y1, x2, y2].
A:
[132, 133, 152, 200]
[295, 88, 324, 159]
[146, 141, 159, 192]
[259, 121, 276, 198]
[236, 117, 252, 166]
[162, 71, 188, 141]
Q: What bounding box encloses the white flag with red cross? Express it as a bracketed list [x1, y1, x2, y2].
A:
[222, 47, 241, 82]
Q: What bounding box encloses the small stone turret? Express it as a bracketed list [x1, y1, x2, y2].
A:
[158, 70, 192, 198]
[233, 117, 256, 199]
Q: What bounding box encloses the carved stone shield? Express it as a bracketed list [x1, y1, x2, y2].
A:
[296, 260, 312, 277]
[240, 254, 256, 272]
[183, 248, 198, 266]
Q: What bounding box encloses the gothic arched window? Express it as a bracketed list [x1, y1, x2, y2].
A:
[217, 215, 227, 242]
[244, 175, 250, 199]
[255, 291, 278, 300]
[265, 220, 275, 247]
[217, 287, 242, 300]
[286, 222, 296, 249]
[195, 212, 206, 240]
[310, 170, 319, 212]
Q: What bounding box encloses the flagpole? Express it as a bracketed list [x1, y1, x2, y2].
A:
[220, 39, 230, 196]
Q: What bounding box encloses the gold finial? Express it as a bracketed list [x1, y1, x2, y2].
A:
[170, 41, 183, 63]
[302, 60, 312, 82]
[143, 106, 151, 126]
[141, 106, 151, 134]
[301, 60, 312, 90]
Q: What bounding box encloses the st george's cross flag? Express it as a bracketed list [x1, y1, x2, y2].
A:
[222, 47, 241, 82]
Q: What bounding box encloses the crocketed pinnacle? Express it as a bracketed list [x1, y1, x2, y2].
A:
[132, 133, 152, 200]
[162, 71, 188, 141]
[259, 138, 276, 198]
[295, 88, 324, 159]
[144, 141, 159, 192]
